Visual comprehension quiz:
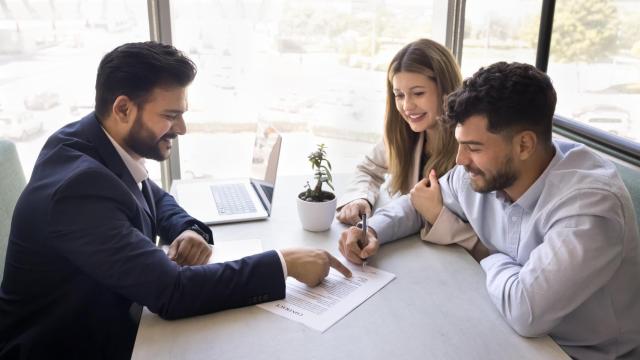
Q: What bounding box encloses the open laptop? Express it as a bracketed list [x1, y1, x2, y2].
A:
[173, 127, 282, 225]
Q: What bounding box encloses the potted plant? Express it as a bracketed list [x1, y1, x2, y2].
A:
[297, 143, 337, 231]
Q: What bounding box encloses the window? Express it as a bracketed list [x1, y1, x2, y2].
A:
[170, 0, 438, 180]
[0, 0, 156, 180]
[461, 0, 542, 77]
[548, 0, 640, 143]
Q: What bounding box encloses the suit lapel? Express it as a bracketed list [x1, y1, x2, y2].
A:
[81, 113, 155, 226]
[141, 180, 157, 228]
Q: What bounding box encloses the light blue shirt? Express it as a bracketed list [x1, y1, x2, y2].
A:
[369, 139, 640, 359]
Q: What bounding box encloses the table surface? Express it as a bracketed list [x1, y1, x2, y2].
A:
[132, 175, 569, 360]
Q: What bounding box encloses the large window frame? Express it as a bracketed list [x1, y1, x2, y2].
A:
[148, 0, 639, 190]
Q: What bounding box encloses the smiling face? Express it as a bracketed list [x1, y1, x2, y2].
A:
[454, 114, 519, 193]
[392, 71, 441, 133]
[123, 86, 188, 161]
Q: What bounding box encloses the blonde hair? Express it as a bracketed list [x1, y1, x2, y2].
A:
[384, 38, 462, 195]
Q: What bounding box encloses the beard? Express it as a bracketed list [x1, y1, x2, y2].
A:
[124, 111, 177, 161]
[465, 154, 518, 193]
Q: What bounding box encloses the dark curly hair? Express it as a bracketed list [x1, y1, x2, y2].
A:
[444, 62, 556, 145]
[95, 41, 197, 121]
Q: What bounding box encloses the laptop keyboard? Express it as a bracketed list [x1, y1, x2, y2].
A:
[210, 183, 257, 215]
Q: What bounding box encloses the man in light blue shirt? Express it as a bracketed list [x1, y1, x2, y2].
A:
[339, 62, 640, 359]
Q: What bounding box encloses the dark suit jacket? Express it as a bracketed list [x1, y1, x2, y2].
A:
[0, 113, 285, 359]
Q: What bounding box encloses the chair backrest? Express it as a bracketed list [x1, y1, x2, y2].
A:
[0, 139, 26, 280]
[614, 162, 640, 230]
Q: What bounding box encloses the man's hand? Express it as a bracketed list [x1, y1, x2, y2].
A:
[336, 199, 371, 225]
[409, 169, 443, 224]
[338, 226, 379, 264]
[167, 230, 212, 266]
[280, 248, 352, 287]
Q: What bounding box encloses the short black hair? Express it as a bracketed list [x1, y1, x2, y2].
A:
[445, 62, 557, 144]
[94, 41, 197, 120]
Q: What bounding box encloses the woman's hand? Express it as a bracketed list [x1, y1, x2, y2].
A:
[410, 169, 443, 224]
[336, 199, 372, 225]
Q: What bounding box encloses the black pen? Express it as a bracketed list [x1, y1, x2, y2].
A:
[359, 213, 368, 267]
[361, 213, 367, 246]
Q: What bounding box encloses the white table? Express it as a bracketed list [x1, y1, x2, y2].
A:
[132, 175, 569, 360]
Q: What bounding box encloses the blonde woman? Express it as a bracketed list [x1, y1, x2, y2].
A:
[337, 38, 460, 224]
[337, 38, 488, 263]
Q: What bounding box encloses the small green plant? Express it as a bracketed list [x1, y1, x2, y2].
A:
[299, 143, 335, 202]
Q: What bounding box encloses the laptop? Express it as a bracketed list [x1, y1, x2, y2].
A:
[173, 127, 282, 225]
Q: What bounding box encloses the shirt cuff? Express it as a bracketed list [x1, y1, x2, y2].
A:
[367, 216, 389, 244]
[480, 252, 513, 273]
[275, 249, 288, 280]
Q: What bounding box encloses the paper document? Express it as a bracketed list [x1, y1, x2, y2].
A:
[257, 262, 395, 332]
[161, 238, 263, 263]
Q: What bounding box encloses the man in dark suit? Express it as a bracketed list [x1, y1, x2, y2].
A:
[0, 42, 351, 359]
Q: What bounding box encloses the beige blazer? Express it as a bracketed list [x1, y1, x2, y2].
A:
[422, 207, 489, 261]
[337, 134, 424, 209]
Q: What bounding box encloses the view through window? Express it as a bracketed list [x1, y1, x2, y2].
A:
[548, 0, 640, 142]
[170, 0, 438, 182]
[3, 0, 637, 186]
[0, 0, 155, 180]
[462, 0, 639, 144]
[461, 0, 542, 77]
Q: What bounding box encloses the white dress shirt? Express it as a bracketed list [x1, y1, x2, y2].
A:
[102, 128, 148, 187]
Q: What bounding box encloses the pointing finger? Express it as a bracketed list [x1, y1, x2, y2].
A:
[327, 252, 352, 278]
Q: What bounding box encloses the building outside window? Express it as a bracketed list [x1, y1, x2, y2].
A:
[0, 0, 155, 180]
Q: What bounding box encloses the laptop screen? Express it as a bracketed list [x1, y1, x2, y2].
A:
[249, 126, 281, 214]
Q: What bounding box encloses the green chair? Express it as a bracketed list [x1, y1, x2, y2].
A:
[0, 139, 26, 280]
[615, 162, 640, 230]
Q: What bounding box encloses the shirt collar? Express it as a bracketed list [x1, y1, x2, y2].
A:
[514, 141, 563, 212]
[102, 127, 148, 185]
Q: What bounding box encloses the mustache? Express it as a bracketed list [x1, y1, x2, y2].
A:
[161, 133, 178, 141]
[464, 165, 482, 174]
[464, 165, 484, 175]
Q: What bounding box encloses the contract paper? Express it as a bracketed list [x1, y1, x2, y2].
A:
[257, 263, 395, 332]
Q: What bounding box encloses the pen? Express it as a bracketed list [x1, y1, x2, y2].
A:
[359, 213, 368, 267]
[361, 213, 367, 246]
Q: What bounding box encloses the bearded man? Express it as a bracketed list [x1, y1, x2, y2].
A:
[0, 41, 350, 359]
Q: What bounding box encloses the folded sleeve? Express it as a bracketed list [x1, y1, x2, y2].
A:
[367, 195, 424, 244]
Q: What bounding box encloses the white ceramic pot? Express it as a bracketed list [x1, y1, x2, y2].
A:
[296, 194, 337, 232]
